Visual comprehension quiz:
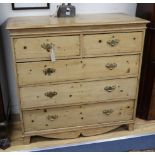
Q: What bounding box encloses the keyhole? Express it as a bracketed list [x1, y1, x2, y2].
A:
[98, 40, 102, 43]
[23, 46, 27, 49]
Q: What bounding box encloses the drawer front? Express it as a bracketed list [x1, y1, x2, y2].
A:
[20, 78, 137, 109]
[84, 32, 143, 56]
[23, 100, 134, 132]
[17, 55, 139, 86]
[14, 35, 80, 60]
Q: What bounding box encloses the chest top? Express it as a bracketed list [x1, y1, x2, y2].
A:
[6, 13, 149, 30]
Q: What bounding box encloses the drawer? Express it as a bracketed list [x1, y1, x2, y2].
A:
[83, 32, 143, 56]
[14, 35, 80, 61]
[23, 100, 134, 132]
[20, 78, 137, 109]
[17, 55, 140, 86]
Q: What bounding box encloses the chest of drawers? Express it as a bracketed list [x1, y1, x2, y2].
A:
[6, 13, 148, 144]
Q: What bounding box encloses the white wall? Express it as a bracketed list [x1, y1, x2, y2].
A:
[0, 3, 137, 25]
[0, 3, 137, 113]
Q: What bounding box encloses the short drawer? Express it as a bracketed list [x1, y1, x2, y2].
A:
[20, 78, 137, 109]
[23, 100, 134, 132]
[83, 32, 143, 56]
[17, 55, 140, 86]
[14, 35, 80, 61]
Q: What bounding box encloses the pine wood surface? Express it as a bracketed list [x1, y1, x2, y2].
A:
[13, 32, 143, 62]
[14, 35, 80, 61]
[17, 55, 140, 86]
[6, 13, 148, 30]
[83, 32, 143, 56]
[23, 100, 134, 132]
[20, 78, 137, 109]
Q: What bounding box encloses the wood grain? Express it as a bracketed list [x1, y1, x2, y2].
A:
[23, 100, 134, 132]
[20, 78, 137, 109]
[14, 35, 80, 61]
[17, 55, 140, 86]
[84, 32, 143, 56]
[6, 13, 149, 30]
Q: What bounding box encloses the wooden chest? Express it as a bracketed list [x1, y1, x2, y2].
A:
[6, 13, 148, 144]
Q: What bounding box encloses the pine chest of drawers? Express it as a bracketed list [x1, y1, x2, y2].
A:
[6, 13, 148, 143]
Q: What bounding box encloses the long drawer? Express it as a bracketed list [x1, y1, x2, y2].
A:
[23, 100, 134, 132]
[84, 32, 143, 56]
[14, 35, 80, 61]
[17, 55, 140, 86]
[20, 78, 137, 109]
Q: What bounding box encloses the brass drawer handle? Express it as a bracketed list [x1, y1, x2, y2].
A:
[103, 109, 113, 115]
[41, 43, 55, 52]
[43, 68, 56, 76]
[107, 39, 120, 47]
[44, 91, 57, 98]
[47, 115, 58, 121]
[105, 63, 117, 70]
[104, 85, 116, 92]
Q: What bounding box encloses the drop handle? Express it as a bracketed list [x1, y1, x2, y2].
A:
[43, 68, 56, 76]
[103, 109, 114, 115]
[41, 42, 55, 52]
[47, 115, 58, 121]
[105, 63, 117, 70]
[44, 91, 57, 98]
[107, 39, 120, 47]
[104, 85, 116, 92]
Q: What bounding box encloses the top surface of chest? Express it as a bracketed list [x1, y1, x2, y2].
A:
[6, 13, 149, 31]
